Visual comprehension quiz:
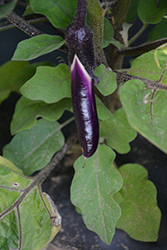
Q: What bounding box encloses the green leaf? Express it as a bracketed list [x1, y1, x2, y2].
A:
[17, 188, 60, 249]
[12, 34, 65, 61]
[103, 18, 121, 49]
[3, 119, 64, 175]
[23, 5, 35, 16]
[30, 0, 77, 29]
[0, 61, 36, 103]
[126, 0, 140, 22]
[103, 18, 114, 48]
[71, 144, 123, 244]
[114, 164, 161, 242]
[96, 96, 112, 121]
[0, 61, 50, 104]
[20, 64, 71, 103]
[100, 108, 137, 154]
[127, 50, 167, 83]
[138, 0, 167, 24]
[0, 0, 17, 18]
[119, 79, 167, 154]
[0, 156, 60, 249]
[148, 19, 167, 42]
[94, 64, 117, 96]
[11, 96, 72, 135]
[154, 43, 167, 70]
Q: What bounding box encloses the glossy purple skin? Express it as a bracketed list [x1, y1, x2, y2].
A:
[71, 55, 99, 158]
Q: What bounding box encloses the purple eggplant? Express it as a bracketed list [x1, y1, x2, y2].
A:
[71, 55, 99, 158]
[66, 0, 99, 157]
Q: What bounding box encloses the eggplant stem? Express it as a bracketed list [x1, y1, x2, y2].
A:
[74, 0, 87, 27]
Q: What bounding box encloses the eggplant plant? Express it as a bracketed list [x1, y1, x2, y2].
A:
[0, 0, 167, 249]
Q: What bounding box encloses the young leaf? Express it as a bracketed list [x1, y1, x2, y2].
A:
[119, 79, 167, 154]
[103, 18, 114, 48]
[100, 108, 137, 154]
[0, 0, 17, 18]
[20, 64, 71, 103]
[71, 144, 123, 244]
[120, 22, 132, 47]
[30, 0, 77, 29]
[3, 119, 64, 175]
[10, 96, 72, 135]
[94, 64, 117, 96]
[0, 156, 60, 249]
[103, 18, 121, 49]
[138, 0, 167, 24]
[12, 34, 65, 61]
[114, 164, 161, 242]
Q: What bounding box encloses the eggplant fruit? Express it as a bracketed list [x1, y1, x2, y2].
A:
[71, 55, 99, 158]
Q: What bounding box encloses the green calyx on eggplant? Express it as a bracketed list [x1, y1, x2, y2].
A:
[71, 55, 99, 158]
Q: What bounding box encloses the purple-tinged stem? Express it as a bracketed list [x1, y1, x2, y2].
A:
[74, 0, 87, 27]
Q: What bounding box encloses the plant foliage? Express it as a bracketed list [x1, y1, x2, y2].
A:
[0, 0, 166, 248]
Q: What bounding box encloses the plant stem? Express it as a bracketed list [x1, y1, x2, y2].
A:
[0, 15, 47, 33]
[86, 0, 108, 66]
[116, 71, 167, 91]
[74, 0, 87, 27]
[118, 37, 167, 56]
[108, 0, 130, 69]
[59, 116, 75, 129]
[5, 11, 43, 36]
[111, 0, 131, 43]
[128, 23, 148, 46]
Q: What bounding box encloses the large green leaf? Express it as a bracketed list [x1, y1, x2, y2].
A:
[3, 119, 64, 175]
[30, 0, 77, 29]
[100, 108, 137, 154]
[114, 164, 161, 242]
[71, 144, 123, 244]
[94, 64, 117, 96]
[119, 79, 167, 154]
[127, 50, 167, 82]
[138, 0, 167, 24]
[0, 156, 60, 249]
[12, 34, 65, 61]
[0, 61, 37, 103]
[11, 93, 111, 136]
[0, 0, 17, 18]
[11, 96, 72, 135]
[20, 64, 71, 103]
